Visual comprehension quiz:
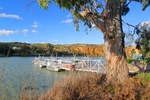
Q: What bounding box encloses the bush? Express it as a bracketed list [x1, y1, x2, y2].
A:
[143, 58, 150, 63]
[135, 73, 150, 84]
[127, 57, 150, 63]
[127, 58, 134, 63]
[38, 72, 150, 100]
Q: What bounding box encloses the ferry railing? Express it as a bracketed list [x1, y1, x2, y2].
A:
[75, 58, 106, 73]
[33, 56, 107, 73]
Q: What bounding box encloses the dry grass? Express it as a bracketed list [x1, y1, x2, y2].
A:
[20, 83, 39, 100]
[1, 71, 150, 100]
[20, 70, 39, 100]
[37, 72, 150, 100]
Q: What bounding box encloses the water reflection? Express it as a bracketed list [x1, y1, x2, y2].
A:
[0, 57, 105, 100]
[0, 57, 67, 100]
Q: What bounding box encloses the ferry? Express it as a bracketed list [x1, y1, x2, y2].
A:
[32, 56, 106, 73]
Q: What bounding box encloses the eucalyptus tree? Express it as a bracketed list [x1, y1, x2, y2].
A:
[136, 21, 150, 57]
[37, 0, 150, 82]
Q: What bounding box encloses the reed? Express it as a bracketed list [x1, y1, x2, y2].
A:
[19, 67, 39, 100]
[0, 60, 9, 100]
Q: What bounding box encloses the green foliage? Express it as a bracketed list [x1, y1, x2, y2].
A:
[37, 0, 150, 33]
[0, 42, 54, 56]
[143, 58, 150, 63]
[107, 84, 115, 92]
[127, 58, 150, 64]
[30, 45, 38, 51]
[18, 45, 31, 56]
[0, 43, 8, 54]
[135, 21, 150, 57]
[0, 43, 14, 56]
[127, 58, 134, 63]
[38, 0, 90, 11]
[141, 0, 150, 10]
[38, 0, 51, 10]
[133, 0, 150, 10]
[38, 0, 99, 31]
[121, 0, 130, 16]
[31, 43, 54, 55]
[136, 73, 150, 84]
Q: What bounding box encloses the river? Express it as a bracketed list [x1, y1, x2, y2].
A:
[0, 57, 105, 100]
[0, 57, 70, 100]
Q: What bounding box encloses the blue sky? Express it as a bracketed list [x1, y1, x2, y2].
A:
[0, 0, 149, 44]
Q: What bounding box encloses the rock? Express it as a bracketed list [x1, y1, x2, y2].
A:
[128, 63, 140, 73]
[23, 86, 37, 91]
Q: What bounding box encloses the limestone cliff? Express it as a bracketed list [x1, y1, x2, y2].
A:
[53, 44, 139, 58]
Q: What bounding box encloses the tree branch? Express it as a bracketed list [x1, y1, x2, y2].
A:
[80, 5, 90, 12]
[130, 0, 143, 3]
[121, 19, 137, 29]
[79, 11, 104, 32]
[114, 17, 137, 29]
[124, 0, 132, 7]
[27, 0, 37, 6]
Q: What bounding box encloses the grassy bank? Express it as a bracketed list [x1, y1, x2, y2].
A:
[37, 72, 150, 100]
[1, 71, 150, 100]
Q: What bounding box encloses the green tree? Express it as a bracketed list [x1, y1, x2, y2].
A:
[30, 45, 38, 52]
[0, 43, 10, 56]
[36, 47, 43, 54]
[18, 45, 31, 56]
[37, 0, 150, 82]
[135, 21, 150, 57]
[45, 43, 54, 55]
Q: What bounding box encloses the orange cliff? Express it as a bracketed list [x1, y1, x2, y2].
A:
[53, 44, 140, 58]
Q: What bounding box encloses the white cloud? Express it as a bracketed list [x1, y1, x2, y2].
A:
[41, 42, 45, 44]
[32, 29, 37, 33]
[51, 39, 59, 42]
[22, 29, 29, 34]
[0, 13, 22, 20]
[30, 21, 39, 28]
[61, 19, 73, 24]
[0, 29, 17, 36]
[25, 41, 29, 43]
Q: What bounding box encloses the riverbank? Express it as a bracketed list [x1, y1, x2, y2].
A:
[0, 42, 140, 58]
[1, 57, 150, 100]
[22, 72, 150, 100]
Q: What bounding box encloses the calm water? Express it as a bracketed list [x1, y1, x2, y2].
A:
[0, 57, 105, 100]
[0, 57, 68, 100]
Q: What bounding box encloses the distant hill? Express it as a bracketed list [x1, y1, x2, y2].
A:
[0, 42, 140, 58]
[53, 44, 105, 57]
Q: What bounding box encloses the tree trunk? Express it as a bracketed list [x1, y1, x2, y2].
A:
[103, 0, 129, 83]
[80, 0, 129, 83]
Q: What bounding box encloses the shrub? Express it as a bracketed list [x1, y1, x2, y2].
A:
[127, 58, 134, 63]
[38, 72, 150, 100]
